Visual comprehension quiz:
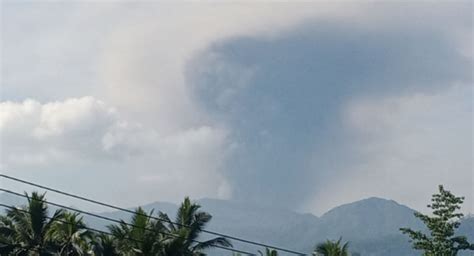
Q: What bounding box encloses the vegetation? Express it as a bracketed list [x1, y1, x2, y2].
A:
[0, 192, 65, 255]
[0, 193, 232, 256]
[258, 248, 278, 256]
[1, 185, 472, 255]
[400, 185, 474, 255]
[49, 211, 94, 255]
[314, 237, 349, 256]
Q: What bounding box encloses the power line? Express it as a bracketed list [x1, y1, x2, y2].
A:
[0, 173, 306, 255]
[0, 189, 257, 256]
[1, 203, 254, 255]
[0, 203, 144, 244]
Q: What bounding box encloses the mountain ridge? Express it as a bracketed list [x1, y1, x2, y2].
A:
[1, 192, 473, 255]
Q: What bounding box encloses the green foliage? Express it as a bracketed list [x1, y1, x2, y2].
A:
[0, 192, 232, 256]
[314, 237, 349, 256]
[1, 192, 65, 255]
[159, 197, 232, 256]
[89, 233, 120, 256]
[48, 211, 93, 255]
[3, 186, 471, 256]
[258, 247, 278, 256]
[400, 185, 474, 256]
[107, 207, 164, 255]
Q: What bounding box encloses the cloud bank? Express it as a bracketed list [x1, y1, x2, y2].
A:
[0, 97, 231, 208]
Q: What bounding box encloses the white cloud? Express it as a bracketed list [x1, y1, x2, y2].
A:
[0, 97, 138, 165]
[0, 97, 232, 205]
[33, 97, 116, 138]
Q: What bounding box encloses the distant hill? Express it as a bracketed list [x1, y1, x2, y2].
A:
[303, 197, 424, 255]
[1, 193, 473, 255]
[319, 197, 422, 240]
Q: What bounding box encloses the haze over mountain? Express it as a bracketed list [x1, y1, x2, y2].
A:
[92, 197, 474, 255]
[2, 192, 472, 255]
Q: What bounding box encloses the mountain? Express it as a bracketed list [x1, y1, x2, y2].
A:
[1, 193, 473, 255]
[303, 197, 424, 255]
[82, 197, 474, 256]
[318, 197, 422, 240]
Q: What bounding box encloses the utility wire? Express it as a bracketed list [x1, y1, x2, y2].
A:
[0, 189, 257, 256]
[1, 203, 254, 255]
[0, 173, 306, 255]
[0, 203, 144, 244]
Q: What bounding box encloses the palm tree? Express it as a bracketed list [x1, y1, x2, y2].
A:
[5, 191, 64, 255]
[259, 248, 278, 256]
[89, 234, 120, 256]
[314, 238, 349, 256]
[0, 215, 17, 255]
[160, 197, 232, 256]
[48, 211, 93, 255]
[108, 207, 163, 255]
[1, 194, 232, 256]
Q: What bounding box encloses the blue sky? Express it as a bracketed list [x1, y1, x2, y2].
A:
[1, 1, 472, 215]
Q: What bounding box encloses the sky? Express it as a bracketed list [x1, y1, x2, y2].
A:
[0, 1, 472, 215]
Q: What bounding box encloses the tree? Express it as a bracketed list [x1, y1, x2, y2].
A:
[400, 185, 474, 255]
[108, 207, 164, 255]
[259, 247, 278, 256]
[160, 197, 232, 256]
[89, 234, 120, 256]
[314, 237, 349, 256]
[48, 211, 93, 255]
[0, 192, 236, 255]
[4, 192, 64, 255]
[0, 215, 17, 255]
